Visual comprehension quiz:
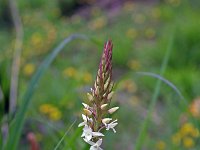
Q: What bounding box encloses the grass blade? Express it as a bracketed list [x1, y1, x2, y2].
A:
[134, 33, 174, 150]
[136, 71, 185, 100]
[53, 119, 77, 150]
[5, 34, 87, 150]
[63, 127, 83, 150]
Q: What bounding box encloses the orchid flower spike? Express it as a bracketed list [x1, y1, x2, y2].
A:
[78, 40, 119, 149]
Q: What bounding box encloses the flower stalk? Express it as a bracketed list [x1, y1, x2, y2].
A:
[78, 40, 119, 149]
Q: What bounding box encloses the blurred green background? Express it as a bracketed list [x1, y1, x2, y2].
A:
[0, 0, 200, 149]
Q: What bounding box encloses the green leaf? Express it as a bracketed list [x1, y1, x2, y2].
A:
[5, 34, 87, 150]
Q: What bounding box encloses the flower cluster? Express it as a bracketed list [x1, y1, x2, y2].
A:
[39, 103, 62, 121]
[172, 122, 199, 149]
[78, 40, 119, 150]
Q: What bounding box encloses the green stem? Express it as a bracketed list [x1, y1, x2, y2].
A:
[134, 32, 174, 150]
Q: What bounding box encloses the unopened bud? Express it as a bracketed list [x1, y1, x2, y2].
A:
[107, 91, 114, 100]
[109, 82, 114, 92]
[95, 87, 99, 95]
[102, 56, 106, 66]
[94, 82, 97, 89]
[104, 81, 109, 90]
[98, 70, 101, 76]
[83, 108, 92, 116]
[103, 93, 107, 97]
[102, 118, 112, 124]
[106, 76, 110, 84]
[97, 76, 100, 84]
[108, 107, 119, 114]
[101, 104, 108, 110]
[87, 93, 93, 101]
[102, 73, 105, 79]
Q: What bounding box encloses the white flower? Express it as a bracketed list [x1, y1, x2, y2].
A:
[84, 138, 103, 150]
[82, 103, 90, 109]
[81, 126, 104, 142]
[103, 119, 118, 133]
[78, 114, 88, 127]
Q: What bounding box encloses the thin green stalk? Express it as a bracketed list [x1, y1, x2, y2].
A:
[5, 34, 87, 150]
[134, 33, 174, 150]
[63, 127, 83, 150]
[54, 119, 77, 150]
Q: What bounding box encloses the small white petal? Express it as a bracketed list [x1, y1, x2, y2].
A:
[82, 103, 89, 108]
[88, 139, 103, 150]
[90, 145, 103, 150]
[85, 134, 92, 141]
[83, 138, 95, 145]
[82, 114, 87, 121]
[112, 128, 116, 133]
[78, 122, 85, 127]
[92, 132, 104, 137]
[81, 132, 85, 137]
[81, 126, 93, 141]
[96, 139, 103, 146]
[104, 119, 118, 133]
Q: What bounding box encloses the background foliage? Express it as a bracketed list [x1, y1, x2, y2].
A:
[0, 0, 200, 149]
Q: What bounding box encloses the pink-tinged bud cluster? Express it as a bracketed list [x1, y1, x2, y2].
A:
[78, 40, 119, 150]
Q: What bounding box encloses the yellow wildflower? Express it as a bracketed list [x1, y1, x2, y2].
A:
[23, 63, 35, 76]
[39, 104, 62, 121]
[49, 110, 61, 121]
[180, 123, 197, 137]
[89, 16, 107, 30]
[39, 104, 52, 114]
[156, 140, 166, 150]
[63, 67, 77, 78]
[30, 33, 43, 48]
[171, 132, 181, 145]
[83, 72, 92, 83]
[183, 137, 194, 149]
[126, 28, 138, 39]
[127, 59, 141, 70]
